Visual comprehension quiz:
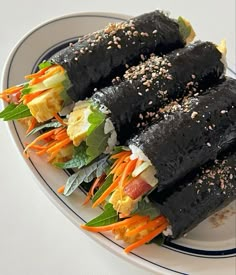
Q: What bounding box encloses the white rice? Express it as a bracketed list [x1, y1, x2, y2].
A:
[163, 225, 173, 237]
[104, 118, 117, 153]
[129, 144, 152, 165]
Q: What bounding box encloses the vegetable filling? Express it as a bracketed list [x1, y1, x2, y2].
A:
[91, 148, 158, 216]
[81, 211, 168, 253]
[23, 100, 117, 166]
[0, 61, 71, 122]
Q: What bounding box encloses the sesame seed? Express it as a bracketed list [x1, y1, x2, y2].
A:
[139, 114, 143, 120]
[221, 110, 227, 114]
[152, 29, 157, 34]
[140, 54, 145, 61]
[191, 111, 198, 119]
[207, 142, 211, 147]
[138, 92, 143, 96]
[148, 101, 153, 105]
[117, 44, 122, 49]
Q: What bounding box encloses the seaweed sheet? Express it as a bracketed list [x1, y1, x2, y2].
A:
[149, 148, 236, 239]
[130, 78, 236, 192]
[51, 11, 185, 101]
[92, 41, 225, 141]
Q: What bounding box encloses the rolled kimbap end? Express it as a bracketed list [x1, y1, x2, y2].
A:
[25, 40, 226, 164]
[0, 11, 195, 123]
[89, 77, 236, 216]
[149, 149, 236, 239]
[81, 149, 236, 253]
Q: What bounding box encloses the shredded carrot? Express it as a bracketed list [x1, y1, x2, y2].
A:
[25, 66, 53, 79]
[81, 215, 148, 232]
[24, 144, 47, 150]
[23, 128, 57, 156]
[54, 113, 67, 126]
[92, 176, 122, 208]
[29, 65, 64, 85]
[26, 117, 37, 134]
[22, 90, 46, 104]
[47, 137, 71, 154]
[0, 85, 23, 95]
[83, 175, 105, 205]
[110, 152, 130, 174]
[23, 125, 72, 162]
[124, 222, 168, 253]
[110, 151, 131, 160]
[125, 216, 166, 236]
[57, 185, 65, 194]
[119, 158, 138, 187]
[113, 162, 127, 179]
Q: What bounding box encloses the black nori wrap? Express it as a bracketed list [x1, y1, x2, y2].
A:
[149, 150, 236, 239]
[129, 78, 236, 192]
[51, 11, 186, 101]
[91, 41, 225, 141]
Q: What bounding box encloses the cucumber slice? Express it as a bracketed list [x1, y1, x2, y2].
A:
[43, 72, 66, 88]
[132, 162, 150, 178]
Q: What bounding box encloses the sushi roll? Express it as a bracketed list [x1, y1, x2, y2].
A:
[81, 147, 236, 253]
[89, 77, 236, 216]
[24, 40, 226, 166]
[0, 11, 195, 123]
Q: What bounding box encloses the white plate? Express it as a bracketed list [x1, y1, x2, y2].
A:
[1, 12, 236, 275]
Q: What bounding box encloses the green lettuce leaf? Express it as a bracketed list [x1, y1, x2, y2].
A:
[26, 121, 61, 137]
[0, 103, 31, 121]
[131, 199, 160, 220]
[38, 60, 52, 70]
[55, 142, 90, 169]
[92, 174, 113, 203]
[20, 84, 31, 96]
[0, 103, 16, 118]
[60, 76, 73, 106]
[87, 107, 106, 135]
[86, 121, 109, 162]
[85, 203, 118, 227]
[63, 156, 109, 196]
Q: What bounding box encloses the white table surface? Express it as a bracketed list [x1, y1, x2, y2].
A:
[0, 1, 235, 275]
